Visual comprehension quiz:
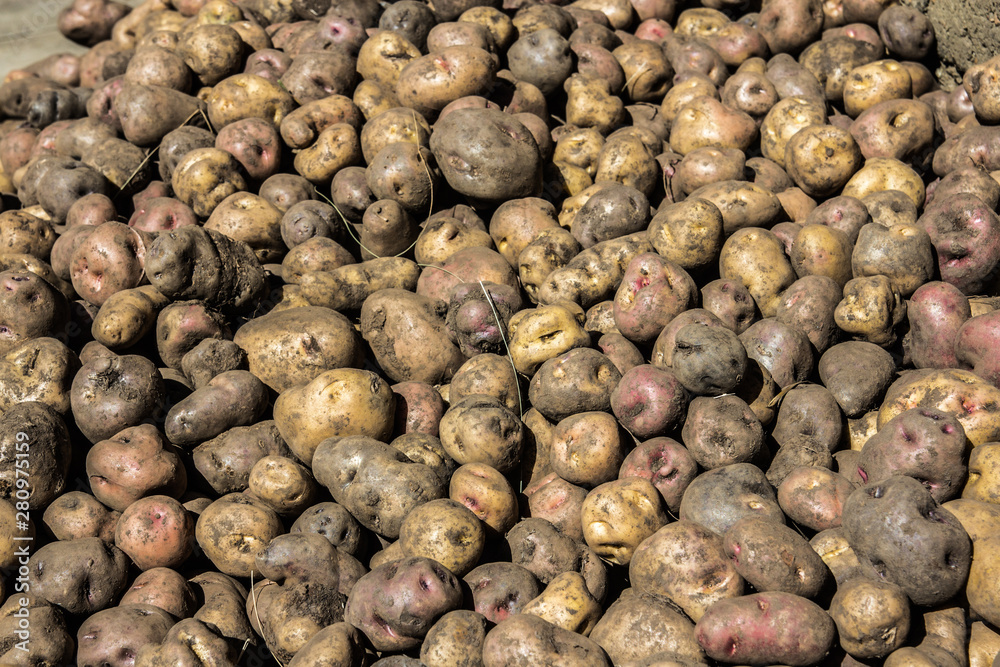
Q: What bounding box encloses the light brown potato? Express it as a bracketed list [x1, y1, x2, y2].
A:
[719, 226, 797, 317]
[581, 478, 668, 566]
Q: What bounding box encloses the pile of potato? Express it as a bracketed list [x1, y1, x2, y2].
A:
[4, 0, 1000, 664]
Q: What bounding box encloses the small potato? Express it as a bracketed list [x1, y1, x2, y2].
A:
[525, 472, 588, 541]
[521, 571, 603, 637]
[248, 455, 319, 516]
[70, 221, 151, 307]
[830, 577, 910, 659]
[719, 226, 797, 317]
[397, 46, 498, 117]
[591, 588, 704, 666]
[421, 610, 489, 667]
[529, 347, 619, 422]
[399, 498, 485, 576]
[777, 465, 853, 530]
[582, 478, 668, 566]
[465, 562, 542, 624]
[852, 222, 935, 298]
[722, 516, 828, 598]
[0, 337, 78, 415]
[115, 494, 194, 570]
[195, 492, 284, 578]
[77, 604, 176, 667]
[851, 98, 935, 170]
[439, 395, 525, 475]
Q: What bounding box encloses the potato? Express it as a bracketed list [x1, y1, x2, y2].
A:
[851, 222, 935, 298]
[581, 478, 667, 566]
[134, 617, 238, 667]
[835, 274, 906, 347]
[800, 36, 881, 102]
[878, 369, 1000, 447]
[170, 147, 248, 219]
[274, 367, 394, 465]
[760, 96, 827, 168]
[682, 394, 762, 470]
[115, 83, 204, 147]
[507, 517, 608, 601]
[0, 337, 78, 415]
[695, 591, 835, 666]
[818, 340, 895, 418]
[465, 562, 542, 624]
[630, 520, 743, 622]
[785, 124, 864, 197]
[195, 492, 283, 577]
[233, 305, 363, 393]
[719, 227, 796, 318]
[920, 193, 1000, 296]
[723, 516, 828, 598]
[119, 567, 197, 618]
[669, 96, 757, 156]
[313, 435, 446, 539]
[42, 491, 116, 544]
[483, 614, 612, 667]
[843, 476, 971, 606]
[86, 423, 185, 511]
[830, 577, 910, 659]
[420, 610, 489, 667]
[679, 462, 785, 535]
[29, 536, 129, 614]
[115, 494, 193, 570]
[71, 353, 166, 444]
[398, 498, 485, 576]
[345, 557, 462, 652]
[524, 472, 587, 541]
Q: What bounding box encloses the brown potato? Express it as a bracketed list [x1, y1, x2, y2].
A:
[582, 478, 668, 566]
[785, 124, 863, 197]
[719, 226, 797, 317]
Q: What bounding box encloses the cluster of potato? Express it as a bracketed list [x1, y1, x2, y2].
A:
[4, 0, 1000, 664]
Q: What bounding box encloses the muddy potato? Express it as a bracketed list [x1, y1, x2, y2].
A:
[963, 443, 1000, 505]
[963, 55, 1000, 124]
[359, 107, 430, 166]
[670, 324, 748, 396]
[195, 492, 284, 578]
[777, 465, 853, 530]
[723, 516, 828, 598]
[507, 302, 590, 376]
[274, 367, 394, 465]
[565, 74, 629, 135]
[682, 394, 762, 469]
[419, 610, 489, 667]
[398, 498, 484, 576]
[431, 107, 542, 205]
[204, 191, 285, 263]
[529, 348, 621, 422]
[215, 117, 282, 183]
[582, 478, 668, 566]
[313, 435, 446, 539]
[71, 354, 166, 444]
[843, 156, 924, 210]
[525, 472, 587, 541]
[680, 462, 785, 535]
[757, 0, 824, 54]
[572, 182, 651, 249]
[170, 147, 248, 219]
[830, 577, 912, 660]
[29, 537, 130, 614]
[0, 210, 57, 259]
[719, 226, 797, 317]
[42, 491, 116, 543]
[670, 96, 757, 155]
[290, 501, 367, 557]
[800, 36, 881, 102]
[206, 73, 295, 130]
[630, 520, 743, 622]
[483, 614, 611, 667]
[395, 46, 497, 117]
[784, 124, 863, 197]
[671, 147, 747, 197]
[613, 40, 673, 103]
[438, 394, 524, 475]
[841, 59, 912, 119]
[862, 188, 918, 228]
[590, 588, 704, 666]
[920, 192, 1000, 296]
[507, 28, 573, 97]
[488, 198, 558, 268]
[248, 454, 319, 516]
[0, 335, 77, 415]
[835, 274, 906, 347]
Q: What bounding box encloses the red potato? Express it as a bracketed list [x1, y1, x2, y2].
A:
[920, 193, 1000, 295]
[115, 495, 194, 570]
[610, 365, 689, 440]
[695, 592, 836, 666]
[618, 437, 698, 513]
[906, 281, 971, 370]
[613, 252, 697, 344]
[956, 310, 1000, 386]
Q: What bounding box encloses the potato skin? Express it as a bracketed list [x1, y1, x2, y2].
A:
[694, 592, 835, 667]
[722, 516, 828, 598]
[482, 614, 612, 667]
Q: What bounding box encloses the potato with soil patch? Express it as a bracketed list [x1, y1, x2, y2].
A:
[70, 353, 165, 443]
[680, 462, 784, 535]
[439, 394, 524, 475]
[582, 478, 668, 567]
[312, 435, 446, 539]
[830, 577, 910, 660]
[529, 348, 620, 422]
[613, 252, 697, 345]
[247, 533, 347, 663]
[682, 394, 762, 470]
[0, 337, 78, 416]
[919, 193, 1000, 296]
[483, 614, 611, 667]
[165, 370, 268, 447]
[361, 288, 467, 385]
